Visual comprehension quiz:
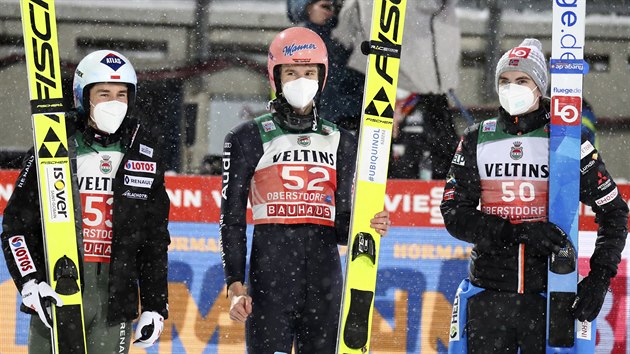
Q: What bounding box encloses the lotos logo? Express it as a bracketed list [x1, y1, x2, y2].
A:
[551, 95, 582, 126]
[508, 47, 532, 59]
[9, 236, 36, 276]
[125, 160, 156, 174]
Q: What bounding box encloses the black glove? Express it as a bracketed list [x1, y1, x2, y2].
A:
[572, 269, 611, 322]
[511, 221, 568, 256]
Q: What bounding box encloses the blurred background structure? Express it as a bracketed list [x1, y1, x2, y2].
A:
[0, 0, 628, 177]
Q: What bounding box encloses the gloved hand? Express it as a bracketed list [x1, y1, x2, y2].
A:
[21, 279, 63, 329]
[572, 270, 611, 322]
[133, 311, 164, 348]
[511, 221, 568, 256]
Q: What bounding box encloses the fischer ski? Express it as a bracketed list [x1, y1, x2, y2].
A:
[546, 0, 594, 352]
[19, 0, 87, 353]
[336, 0, 407, 353]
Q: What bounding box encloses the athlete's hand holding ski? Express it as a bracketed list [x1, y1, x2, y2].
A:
[369, 210, 391, 236]
[133, 311, 164, 348]
[21, 279, 64, 329]
[510, 221, 568, 255]
[572, 268, 612, 322]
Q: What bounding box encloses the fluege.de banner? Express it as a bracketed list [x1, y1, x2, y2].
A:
[0, 171, 628, 353]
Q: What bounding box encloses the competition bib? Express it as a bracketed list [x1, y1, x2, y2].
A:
[477, 120, 549, 223]
[77, 149, 123, 263]
[251, 116, 340, 226]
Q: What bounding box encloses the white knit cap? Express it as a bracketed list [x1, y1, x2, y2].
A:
[495, 38, 549, 95]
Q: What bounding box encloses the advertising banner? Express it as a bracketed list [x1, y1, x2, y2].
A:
[0, 171, 628, 353]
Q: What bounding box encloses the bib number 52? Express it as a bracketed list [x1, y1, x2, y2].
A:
[281, 165, 330, 191]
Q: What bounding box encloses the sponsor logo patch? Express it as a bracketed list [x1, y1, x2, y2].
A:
[580, 159, 595, 175]
[139, 144, 154, 158]
[124, 175, 153, 189]
[443, 188, 455, 201]
[449, 292, 461, 341]
[597, 172, 612, 191]
[262, 120, 276, 132]
[122, 190, 149, 200]
[508, 47, 532, 59]
[552, 95, 582, 126]
[9, 236, 36, 277]
[283, 43, 317, 57]
[576, 319, 592, 341]
[45, 164, 70, 222]
[124, 160, 156, 174]
[100, 52, 126, 71]
[580, 140, 595, 159]
[595, 187, 618, 206]
[451, 153, 465, 166]
[482, 120, 497, 132]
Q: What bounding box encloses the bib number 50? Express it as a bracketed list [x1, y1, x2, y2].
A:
[501, 181, 535, 202]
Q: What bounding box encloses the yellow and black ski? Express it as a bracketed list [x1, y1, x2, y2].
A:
[336, 0, 407, 353]
[19, 0, 86, 353]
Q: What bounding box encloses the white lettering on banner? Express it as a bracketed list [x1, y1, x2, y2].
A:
[386, 194, 430, 213]
[211, 190, 221, 208]
[166, 189, 202, 208]
[0, 184, 13, 201]
[384, 186, 445, 225]
[430, 187, 446, 225]
[596, 291, 614, 352]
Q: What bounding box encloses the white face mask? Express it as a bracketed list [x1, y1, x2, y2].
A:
[282, 78, 319, 110]
[498, 83, 538, 116]
[90, 100, 127, 134]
